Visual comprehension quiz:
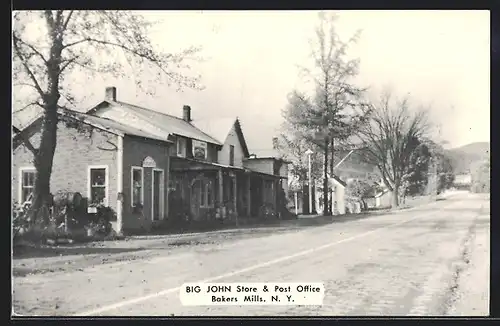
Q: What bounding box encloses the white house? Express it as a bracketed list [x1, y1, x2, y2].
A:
[314, 174, 347, 215]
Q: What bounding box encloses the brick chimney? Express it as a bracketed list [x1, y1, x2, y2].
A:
[272, 137, 279, 150]
[105, 87, 117, 101]
[183, 105, 191, 122]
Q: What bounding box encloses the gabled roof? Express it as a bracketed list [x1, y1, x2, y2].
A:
[328, 174, 347, 188]
[62, 109, 172, 143]
[13, 108, 172, 148]
[374, 188, 390, 198]
[87, 100, 222, 146]
[192, 117, 251, 157]
[192, 117, 235, 144]
[312, 173, 347, 188]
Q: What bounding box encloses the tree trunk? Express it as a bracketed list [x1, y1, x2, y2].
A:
[22, 17, 63, 227]
[361, 199, 367, 211]
[323, 138, 329, 216]
[391, 183, 400, 208]
[30, 106, 59, 225]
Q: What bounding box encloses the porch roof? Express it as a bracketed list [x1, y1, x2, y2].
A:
[170, 157, 286, 179]
[170, 157, 245, 172]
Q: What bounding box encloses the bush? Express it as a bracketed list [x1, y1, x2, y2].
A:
[12, 202, 68, 244]
[86, 204, 114, 236]
[277, 187, 297, 220]
[12, 202, 30, 242]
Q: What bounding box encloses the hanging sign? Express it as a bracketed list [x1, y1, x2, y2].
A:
[192, 140, 208, 160]
[142, 156, 157, 168]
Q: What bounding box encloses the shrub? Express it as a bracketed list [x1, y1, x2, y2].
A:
[12, 202, 67, 244]
[86, 204, 114, 236]
[12, 202, 30, 242]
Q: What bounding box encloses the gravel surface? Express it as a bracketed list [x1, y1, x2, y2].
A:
[12, 192, 489, 317]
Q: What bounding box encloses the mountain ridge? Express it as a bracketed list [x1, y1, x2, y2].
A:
[446, 141, 489, 174]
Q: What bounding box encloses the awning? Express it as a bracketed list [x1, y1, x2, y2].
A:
[170, 157, 244, 172]
[170, 157, 286, 179]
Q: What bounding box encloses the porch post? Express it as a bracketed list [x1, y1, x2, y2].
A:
[218, 169, 223, 208]
[262, 178, 266, 205]
[273, 179, 278, 216]
[116, 135, 124, 235]
[233, 173, 238, 226]
[246, 174, 251, 217]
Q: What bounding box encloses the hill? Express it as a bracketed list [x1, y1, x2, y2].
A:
[446, 142, 490, 174]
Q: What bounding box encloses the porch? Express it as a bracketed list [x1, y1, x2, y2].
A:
[169, 157, 282, 223]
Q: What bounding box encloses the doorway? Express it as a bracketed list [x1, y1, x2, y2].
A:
[152, 168, 164, 221]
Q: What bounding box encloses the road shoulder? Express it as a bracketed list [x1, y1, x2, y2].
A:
[446, 214, 490, 316]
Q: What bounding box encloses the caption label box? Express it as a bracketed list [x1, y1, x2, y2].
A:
[180, 282, 325, 306]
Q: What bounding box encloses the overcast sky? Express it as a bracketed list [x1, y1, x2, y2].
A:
[13, 10, 490, 150]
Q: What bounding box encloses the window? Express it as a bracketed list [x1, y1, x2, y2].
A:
[19, 168, 36, 204]
[177, 137, 187, 157]
[200, 180, 207, 207]
[88, 166, 108, 206]
[229, 145, 235, 166]
[200, 179, 214, 208]
[131, 167, 144, 207]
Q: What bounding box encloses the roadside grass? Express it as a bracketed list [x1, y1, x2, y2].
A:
[12, 194, 445, 263]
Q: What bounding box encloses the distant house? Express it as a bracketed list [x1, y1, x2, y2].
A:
[361, 188, 391, 209]
[454, 173, 472, 188]
[313, 174, 347, 215]
[289, 173, 346, 216]
[374, 188, 392, 208]
[12, 86, 290, 234]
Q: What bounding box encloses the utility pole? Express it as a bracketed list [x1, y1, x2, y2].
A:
[434, 156, 438, 199]
[305, 149, 314, 215]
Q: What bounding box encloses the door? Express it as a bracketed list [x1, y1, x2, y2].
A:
[190, 179, 201, 219]
[152, 169, 164, 221]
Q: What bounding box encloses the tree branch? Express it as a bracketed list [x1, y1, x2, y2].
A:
[62, 37, 91, 50]
[44, 10, 55, 29]
[59, 56, 78, 74]
[62, 10, 74, 31]
[12, 38, 46, 99]
[13, 129, 39, 156]
[14, 101, 44, 114]
[12, 35, 48, 64]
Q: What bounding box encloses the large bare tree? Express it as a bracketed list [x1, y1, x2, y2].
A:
[282, 12, 370, 215]
[13, 10, 203, 224]
[355, 90, 431, 207]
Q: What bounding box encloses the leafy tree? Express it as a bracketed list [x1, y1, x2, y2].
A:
[355, 89, 431, 208]
[345, 179, 382, 210]
[435, 150, 455, 193]
[400, 137, 431, 198]
[13, 10, 203, 225]
[421, 140, 456, 196]
[471, 158, 490, 193]
[282, 12, 370, 216]
[275, 123, 324, 192]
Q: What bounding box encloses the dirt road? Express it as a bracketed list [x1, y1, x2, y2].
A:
[12, 192, 489, 316]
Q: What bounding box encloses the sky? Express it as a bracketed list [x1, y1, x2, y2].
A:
[12, 10, 490, 150]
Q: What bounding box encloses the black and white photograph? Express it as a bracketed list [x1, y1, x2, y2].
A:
[11, 10, 490, 317]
